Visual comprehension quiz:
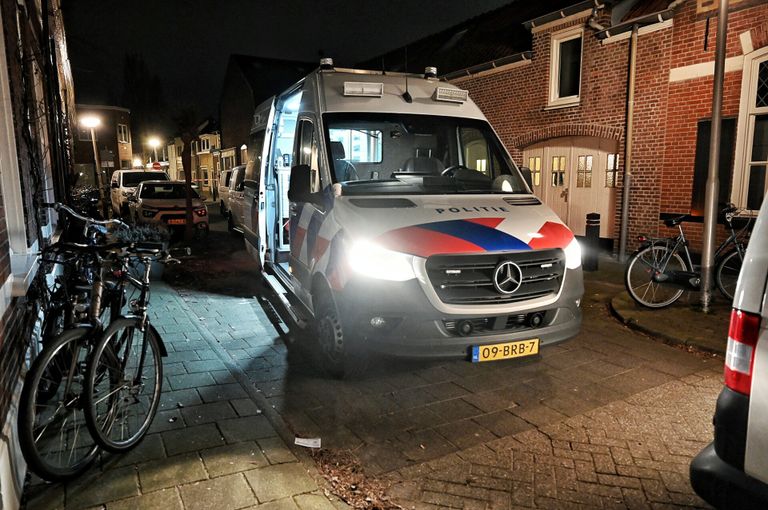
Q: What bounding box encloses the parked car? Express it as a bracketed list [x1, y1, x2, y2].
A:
[239, 61, 584, 377]
[110, 169, 169, 216]
[128, 180, 209, 236]
[218, 168, 234, 216]
[690, 196, 768, 509]
[227, 165, 251, 233]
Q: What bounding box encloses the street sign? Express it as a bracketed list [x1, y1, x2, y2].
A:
[152, 162, 162, 170]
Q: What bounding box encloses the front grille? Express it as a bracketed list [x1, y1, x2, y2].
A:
[426, 249, 565, 305]
[443, 313, 532, 335]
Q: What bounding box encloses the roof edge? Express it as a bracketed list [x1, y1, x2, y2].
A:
[523, 0, 602, 30]
[595, 7, 675, 39]
[441, 51, 533, 81]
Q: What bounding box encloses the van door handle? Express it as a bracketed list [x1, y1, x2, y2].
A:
[561, 188, 569, 201]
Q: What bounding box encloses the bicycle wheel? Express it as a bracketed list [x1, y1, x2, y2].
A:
[625, 245, 687, 308]
[18, 328, 99, 481]
[85, 317, 162, 452]
[716, 250, 743, 301]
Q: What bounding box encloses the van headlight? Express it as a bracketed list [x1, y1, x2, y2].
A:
[564, 238, 582, 269]
[348, 241, 416, 281]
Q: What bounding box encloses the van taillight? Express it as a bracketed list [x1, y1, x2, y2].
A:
[724, 309, 762, 395]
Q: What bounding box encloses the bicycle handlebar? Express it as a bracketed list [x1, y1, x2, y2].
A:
[43, 202, 129, 230]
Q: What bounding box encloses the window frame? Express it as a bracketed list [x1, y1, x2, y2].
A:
[548, 26, 583, 109]
[117, 123, 130, 144]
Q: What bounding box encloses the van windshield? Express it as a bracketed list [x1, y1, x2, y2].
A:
[323, 113, 528, 195]
[140, 183, 199, 199]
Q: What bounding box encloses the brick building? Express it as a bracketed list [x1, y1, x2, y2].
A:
[73, 104, 134, 186]
[0, 0, 75, 508]
[363, 0, 768, 251]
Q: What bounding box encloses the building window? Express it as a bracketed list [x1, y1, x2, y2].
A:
[200, 138, 210, 152]
[734, 53, 768, 211]
[78, 126, 95, 142]
[201, 166, 209, 187]
[551, 155, 566, 186]
[117, 124, 130, 143]
[329, 128, 383, 163]
[606, 153, 619, 188]
[549, 27, 582, 107]
[576, 155, 592, 188]
[692, 118, 736, 215]
[527, 156, 541, 186]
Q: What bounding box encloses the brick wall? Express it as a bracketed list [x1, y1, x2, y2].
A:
[449, 0, 768, 253]
[0, 302, 27, 428]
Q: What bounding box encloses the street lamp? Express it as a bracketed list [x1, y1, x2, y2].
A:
[148, 137, 161, 162]
[79, 114, 106, 214]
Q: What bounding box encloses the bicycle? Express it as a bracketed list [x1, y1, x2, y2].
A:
[625, 205, 751, 308]
[18, 203, 129, 481]
[84, 243, 181, 453]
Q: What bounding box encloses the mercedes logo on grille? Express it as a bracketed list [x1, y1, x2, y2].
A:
[493, 260, 523, 294]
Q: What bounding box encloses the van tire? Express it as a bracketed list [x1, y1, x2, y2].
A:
[313, 290, 368, 379]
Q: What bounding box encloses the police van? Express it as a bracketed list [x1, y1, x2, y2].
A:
[239, 59, 584, 376]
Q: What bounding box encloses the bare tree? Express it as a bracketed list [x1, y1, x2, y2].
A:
[173, 108, 199, 242]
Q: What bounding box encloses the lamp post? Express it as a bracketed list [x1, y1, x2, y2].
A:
[79, 115, 106, 214]
[148, 137, 161, 163]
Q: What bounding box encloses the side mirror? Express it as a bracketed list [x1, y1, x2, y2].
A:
[288, 164, 312, 203]
[128, 195, 138, 203]
[111, 182, 118, 189]
[520, 166, 533, 190]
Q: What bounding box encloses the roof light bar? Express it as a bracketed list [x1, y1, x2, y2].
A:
[343, 81, 384, 98]
[434, 87, 468, 103]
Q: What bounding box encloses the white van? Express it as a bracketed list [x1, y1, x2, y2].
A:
[218, 167, 234, 216]
[226, 165, 249, 232]
[110, 169, 169, 216]
[690, 195, 768, 508]
[240, 60, 584, 376]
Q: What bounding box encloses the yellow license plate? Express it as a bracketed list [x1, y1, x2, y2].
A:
[471, 339, 540, 363]
[167, 219, 185, 225]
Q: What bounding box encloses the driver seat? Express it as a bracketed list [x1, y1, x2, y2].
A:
[402, 156, 444, 174]
[330, 141, 356, 181]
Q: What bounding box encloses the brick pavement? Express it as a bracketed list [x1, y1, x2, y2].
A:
[22, 283, 345, 510]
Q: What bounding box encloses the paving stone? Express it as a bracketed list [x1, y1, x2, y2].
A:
[183, 359, 228, 373]
[218, 415, 277, 443]
[110, 433, 166, 467]
[108, 487, 183, 510]
[179, 473, 256, 510]
[138, 452, 207, 493]
[181, 401, 237, 426]
[472, 410, 532, 437]
[293, 492, 338, 510]
[66, 465, 138, 509]
[198, 382, 248, 403]
[149, 409, 186, 433]
[167, 372, 217, 391]
[435, 419, 497, 449]
[210, 369, 238, 384]
[257, 437, 298, 464]
[200, 441, 269, 477]
[159, 388, 203, 410]
[244, 463, 317, 502]
[162, 423, 225, 456]
[231, 398, 263, 416]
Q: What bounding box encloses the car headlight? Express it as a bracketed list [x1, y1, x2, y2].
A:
[348, 241, 416, 281]
[564, 238, 582, 269]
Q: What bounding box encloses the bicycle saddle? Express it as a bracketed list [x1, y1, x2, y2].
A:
[663, 215, 687, 228]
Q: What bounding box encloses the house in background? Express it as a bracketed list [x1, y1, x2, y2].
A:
[362, 0, 768, 252]
[191, 129, 220, 199]
[219, 55, 315, 167]
[0, 1, 76, 509]
[73, 104, 133, 186]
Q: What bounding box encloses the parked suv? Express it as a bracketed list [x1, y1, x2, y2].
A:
[111, 169, 169, 216]
[690, 196, 768, 509]
[128, 180, 209, 235]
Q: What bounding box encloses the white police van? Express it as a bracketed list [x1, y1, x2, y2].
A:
[239, 59, 584, 376]
[691, 195, 768, 508]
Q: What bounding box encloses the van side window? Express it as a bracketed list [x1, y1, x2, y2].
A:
[295, 119, 321, 192]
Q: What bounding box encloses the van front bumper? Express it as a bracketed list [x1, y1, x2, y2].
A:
[334, 267, 583, 359]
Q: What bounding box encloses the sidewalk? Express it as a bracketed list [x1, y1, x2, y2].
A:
[23, 282, 345, 510]
[582, 254, 730, 355]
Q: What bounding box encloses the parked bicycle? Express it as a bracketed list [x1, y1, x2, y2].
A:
[18, 203, 179, 481]
[625, 205, 751, 308]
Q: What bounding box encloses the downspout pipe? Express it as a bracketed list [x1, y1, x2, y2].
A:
[701, 0, 729, 312]
[618, 24, 638, 262]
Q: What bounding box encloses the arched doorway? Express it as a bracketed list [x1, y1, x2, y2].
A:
[523, 136, 618, 238]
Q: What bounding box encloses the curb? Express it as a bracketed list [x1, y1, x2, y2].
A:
[608, 294, 725, 356]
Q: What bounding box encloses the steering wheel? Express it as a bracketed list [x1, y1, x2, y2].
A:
[345, 161, 360, 181]
[441, 164, 474, 178]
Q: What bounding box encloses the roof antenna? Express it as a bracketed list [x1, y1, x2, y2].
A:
[402, 46, 412, 103]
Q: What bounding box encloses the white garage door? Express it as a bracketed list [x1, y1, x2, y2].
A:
[523, 136, 618, 238]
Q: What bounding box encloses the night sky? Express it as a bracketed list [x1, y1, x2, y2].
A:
[62, 0, 511, 121]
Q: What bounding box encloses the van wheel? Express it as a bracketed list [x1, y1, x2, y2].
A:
[314, 292, 367, 379]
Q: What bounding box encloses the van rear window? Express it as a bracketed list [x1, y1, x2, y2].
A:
[122, 172, 168, 187]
